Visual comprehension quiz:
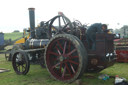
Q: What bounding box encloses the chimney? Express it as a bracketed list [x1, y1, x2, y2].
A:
[28, 8, 35, 38]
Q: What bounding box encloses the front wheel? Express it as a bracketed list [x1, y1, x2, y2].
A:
[12, 51, 30, 75]
[44, 34, 87, 83]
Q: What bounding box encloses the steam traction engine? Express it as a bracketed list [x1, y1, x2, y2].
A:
[12, 8, 116, 83]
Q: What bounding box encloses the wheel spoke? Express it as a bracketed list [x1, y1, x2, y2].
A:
[52, 62, 60, 69]
[68, 60, 79, 65]
[67, 49, 77, 56]
[70, 63, 75, 73]
[62, 17, 66, 25]
[62, 66, 66, 78]
[65, 63, 72, 76]
[22, 60, 26, 64]
[57, 41, 63, 51]
[21, 57, 25, 64]
[55, 46, 62, 55]
[58, 17, 61, 28]
[53, 57, 59, 61]
[70, 56, 78, 59]
[63, 41, 67, 55]
[49, 51, 60, 56]
[22, 64, 26, 71]
[62, 23, 69, 30]
[22, 65, 26, 69]
[59, 62, 62, 73]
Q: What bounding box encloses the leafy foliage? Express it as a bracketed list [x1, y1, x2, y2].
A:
[114, 25, 128, 38]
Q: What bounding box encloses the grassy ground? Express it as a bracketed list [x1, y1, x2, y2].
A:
[0, 54, 128, 85]
[1, 32, 128, 85]
[4, 32, 23, 40]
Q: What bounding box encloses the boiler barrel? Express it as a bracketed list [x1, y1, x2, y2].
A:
[29, 39, 49, 49]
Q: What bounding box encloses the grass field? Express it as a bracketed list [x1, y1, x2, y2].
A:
[0, 54, 128, 85]
[4, 32, 23, 41]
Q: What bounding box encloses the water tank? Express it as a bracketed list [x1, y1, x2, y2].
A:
[0, 33, 4, 46]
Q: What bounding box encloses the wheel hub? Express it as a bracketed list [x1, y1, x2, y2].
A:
[18, 61, 24, 65]
[59, 55, 64, 61]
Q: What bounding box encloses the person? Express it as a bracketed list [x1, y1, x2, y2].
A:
[86, 23, 108, 50]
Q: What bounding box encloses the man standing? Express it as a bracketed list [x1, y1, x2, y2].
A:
[86, 23, 108, 50]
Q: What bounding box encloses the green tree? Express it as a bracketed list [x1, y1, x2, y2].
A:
[120, 25, 128, 38]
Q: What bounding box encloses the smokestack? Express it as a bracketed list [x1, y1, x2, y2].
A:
[28, 8, 35, 38]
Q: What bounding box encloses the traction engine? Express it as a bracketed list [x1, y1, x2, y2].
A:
[12, 8, 116, 83]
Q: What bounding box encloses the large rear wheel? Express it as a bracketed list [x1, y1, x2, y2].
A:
[45, 34, 87, 83]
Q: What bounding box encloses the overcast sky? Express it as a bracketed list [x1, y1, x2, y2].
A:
[0, 0, 127, 33]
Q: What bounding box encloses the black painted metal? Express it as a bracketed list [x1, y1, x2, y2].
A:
[25, 39, 49, 49]
[28, 8, 35, 38]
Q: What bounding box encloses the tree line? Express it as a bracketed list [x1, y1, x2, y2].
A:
[114, 25, 128, 38]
